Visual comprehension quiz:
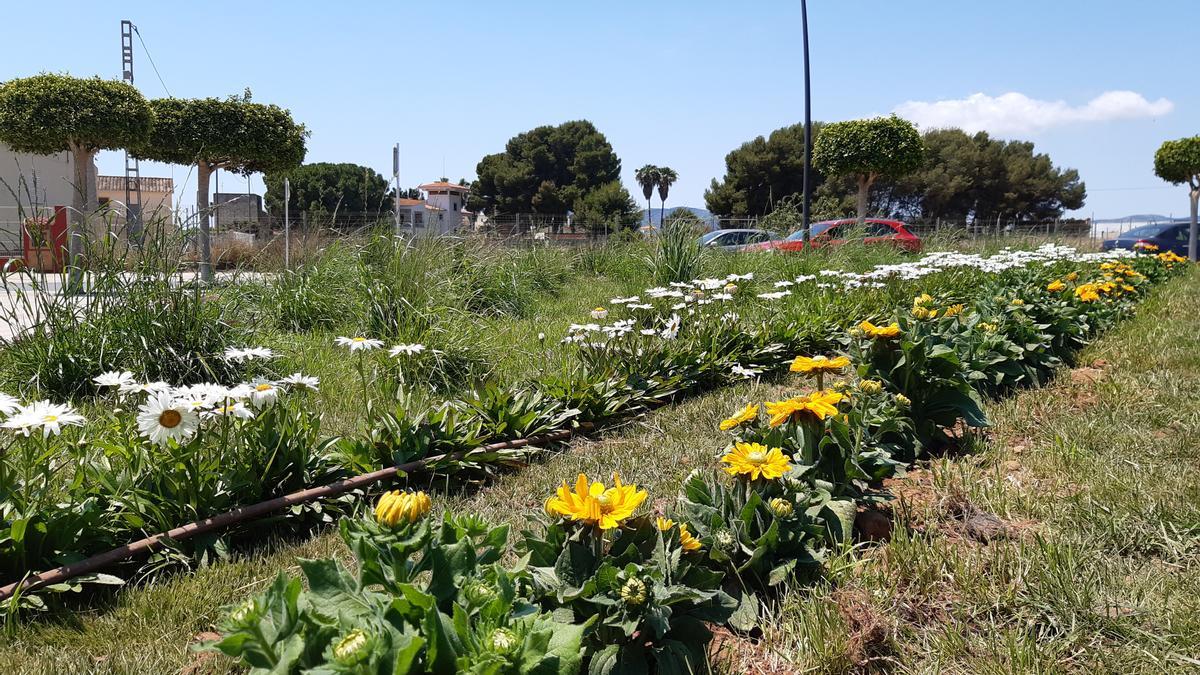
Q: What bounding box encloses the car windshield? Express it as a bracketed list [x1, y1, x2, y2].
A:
[785, 222, 839, 241]
[1118, 224, 1170, 238]
[698, 231, 725, 245]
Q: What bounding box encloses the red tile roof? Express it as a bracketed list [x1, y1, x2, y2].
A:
[97, 175, 174, 193]
[419, 181, 470, 192]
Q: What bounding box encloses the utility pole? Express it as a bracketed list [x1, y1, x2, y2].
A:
[121, 20, 144, 242]
[284, 177, 291, 270]
[800, 0, 813, 245]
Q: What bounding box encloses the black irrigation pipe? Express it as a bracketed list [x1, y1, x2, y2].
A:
[0, 426, 588, 603]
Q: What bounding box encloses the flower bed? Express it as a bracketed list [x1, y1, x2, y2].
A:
[0, 247, 1185, 613]
[202, 250, 1189, 673]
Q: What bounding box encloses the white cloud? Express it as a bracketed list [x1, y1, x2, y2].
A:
[893, 91, 1173, 135]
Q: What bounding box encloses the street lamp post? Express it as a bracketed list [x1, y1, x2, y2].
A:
[801, 0, 813, 245]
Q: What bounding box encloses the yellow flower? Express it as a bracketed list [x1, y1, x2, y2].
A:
[977, 322, 997, 333]
[656, 517, 702, 551]
[375, 490, 432, 527]
[911, 306, 938, 320]
[789, 354, 850, 376]
[1157, 251, 1186, 263]
[1046, 280, 1066, 292]
[913, 293, 934, 308]
[1133, 242, 1159, 252]
[545, 473, 648, 530]
[719, 403, 759, 431]
[1074, 284, 1100, 303]
[620, 577, 648, 606]
[763, 390, 844, 427]
[1010, 298, 1025, 307]
[859, 320, 901, 339]
[721, 441, 792, 480]
[1121, 284, 1136, 293]
[1066, 271, 1079, 281]
[895, 393, 911, 408]
[943, 303, 965, 317]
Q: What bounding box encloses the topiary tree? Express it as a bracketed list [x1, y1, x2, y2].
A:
[0, 74, 152, 289]
[134, 92, 307, 281]
[1153, 136, 1200, 260]
[813, 115, 923, 225]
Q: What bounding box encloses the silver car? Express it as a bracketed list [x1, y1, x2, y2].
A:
[697, 229, 780, 252]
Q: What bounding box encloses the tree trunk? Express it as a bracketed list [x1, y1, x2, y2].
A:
[1189, 186, 1198, 262]
[647, 198, 652, 229]
[660, 198, 665, 229]
[66, 144, 95, 293]
[196, 162, 214, 282]
[855, 174, 874, 225]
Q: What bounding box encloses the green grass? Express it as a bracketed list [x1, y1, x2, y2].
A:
[4, 268, 1198, 674]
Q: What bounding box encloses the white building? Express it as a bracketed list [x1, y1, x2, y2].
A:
[394, 181, 473, 235]
[0, 143, 95, 256]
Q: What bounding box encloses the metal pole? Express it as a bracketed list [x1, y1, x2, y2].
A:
[284, 177, 291, 271]
[393, 143, 401, 237]
[800, 0, 813, 244]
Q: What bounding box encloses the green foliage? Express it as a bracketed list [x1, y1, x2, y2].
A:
[0, 74, 151, 154]
[133, 93, 307, 174]
[210, 511, 584, 674]
[573, 180, 640, 231]
[1153, 136, 1200, 187]
[264, 162, 395, 216]
[521, 516, 736, 673]
[813, 115, 924, 183]
[470, 120, 626, 217]
[648, 219, 702, 284]
[705, 122, 826, 218]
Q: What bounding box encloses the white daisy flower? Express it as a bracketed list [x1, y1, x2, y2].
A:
[280, 373, 320, 392]
[639, 328, 658, 336]
[136, 392, 199, 446]
[335, 336, 384, 352]
[3, 401, 86, 438]
[0, 392, 19, 417]
[628, 303, 655, 310]
[661, 314, 682, 340]
[224, 346, 277, 362]
[756, 291, 791, 300]
[388, 343, 427, 357]
[118, 381, 172, 398]
[731, 364, 764, 379]
[726, 273, 753, 281]
[248, 378, 281, 409]
[611, 296, 640, 304]
[590, 307, 609, 320]
[94, 371, 136, 388]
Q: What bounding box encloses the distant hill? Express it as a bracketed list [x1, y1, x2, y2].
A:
[1094, 214, 1171, 224]
[640, 206, 713, 228]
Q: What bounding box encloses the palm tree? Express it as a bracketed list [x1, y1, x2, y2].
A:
[635, 165, 660, 228]
[656, 167, 678, 228]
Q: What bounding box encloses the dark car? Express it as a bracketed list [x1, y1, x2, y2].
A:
[744, 218, 922, 253]
[1101, 222, 1190, 256]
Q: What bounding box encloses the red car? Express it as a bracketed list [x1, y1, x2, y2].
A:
[744, 218, 922, 253]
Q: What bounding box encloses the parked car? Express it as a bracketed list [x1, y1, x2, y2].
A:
[743, 218, 922, 253]
[697, 228, 780, 251]
[1101, 222, 1190, 256]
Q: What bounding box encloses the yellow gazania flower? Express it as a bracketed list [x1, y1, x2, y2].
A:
[1046, 280, 1066, 292]
[764, 390, 844, 427]
[721, 441, 791, 480]
[859, 320, 901, 339]
[943, 303, 965, 317]
[1133, 242, 1159, 252]
[719, 403, 759, 431]
[1097, 281, 1116, 294]
[1121, 284, 1136, 293]
[375, 490, 432, 527]
[1066, 271, 1079, 281]
[1157, 251, 1187, 264]
[545, 473, 648, 530]
[1075, 284, 1100, 303]
[912, 293, 934, 308]
[1010, 298, 1025, 307]
[789, 354, 850, 376]
[977, 322, 998, 333]
[911, 306, 939, 320]
[656, 517, 702, 552]
[1100, 262, 1117, 271]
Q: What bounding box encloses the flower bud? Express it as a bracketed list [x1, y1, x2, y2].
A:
[490, 627, 519, 655]
[857, 379, 882, 394]
[374, 490, 432, 527]
[619, 577, 648, 607]
[463, 580, 497, 607]
[333, 628, 371, 666]
[895, 393, 911, 408]
[714, 529, 737, 552]
[769, 497, 794, 518]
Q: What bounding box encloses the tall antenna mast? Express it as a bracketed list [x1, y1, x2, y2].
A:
[121, 19, 144, 240]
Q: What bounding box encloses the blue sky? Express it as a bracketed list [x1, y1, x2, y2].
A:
[2, 1, 1194, 219]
